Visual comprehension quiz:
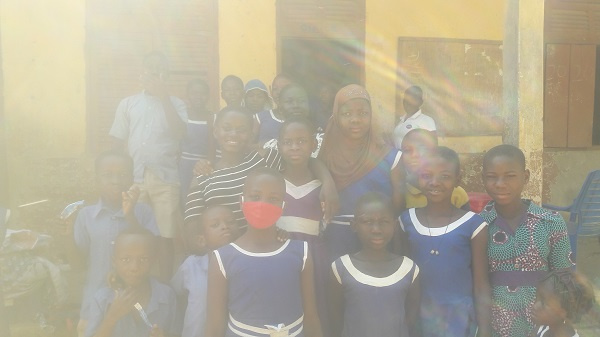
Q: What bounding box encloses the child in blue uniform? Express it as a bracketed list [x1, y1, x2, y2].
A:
[318, 84, 405, 261]
[180, 79, 213, 201]
[399, 146, 491, 337]
[400, 129, 470, 210]
[533, 271, 595, 337]
[276, 117, 328, 333]
[85, 227, 177, 337]
[329, 192, 420, 337]
[205, 167, 322, 337]
[171, 205, 241, 337]
[74, 151, 159, 337]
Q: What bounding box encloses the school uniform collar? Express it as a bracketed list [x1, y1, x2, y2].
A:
[402, 109, 423, 123]
[92, 198, 125, 219]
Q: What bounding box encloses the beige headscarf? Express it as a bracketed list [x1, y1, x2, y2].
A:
[318, 84, 390, 190]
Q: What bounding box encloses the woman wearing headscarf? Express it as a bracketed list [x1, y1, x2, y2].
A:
[319, 84, 405, 261]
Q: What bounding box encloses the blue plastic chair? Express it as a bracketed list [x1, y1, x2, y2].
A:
[543, 169, 600, 259]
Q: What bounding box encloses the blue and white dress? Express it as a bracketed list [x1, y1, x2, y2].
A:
[214, 240, 308, 337]
[325, 150, 401, 261]
[399, 209, 488, 337]
[331, 255, 419, 337]
[256, 109, 284, 144]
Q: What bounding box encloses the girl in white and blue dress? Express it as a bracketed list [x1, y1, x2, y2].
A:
[205, 167, 323, 337]
[399, 146, 492, 337]
[329, 192, 420, 337]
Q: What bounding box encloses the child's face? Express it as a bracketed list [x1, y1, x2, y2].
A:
[482, 155, 529, 207]
[214, 111, 253, 154]
[280, 87, 310, 119]
[188, 83, 209, 110]
[200, 206, 240, 251]
[243, 174, 285, 207]
[113, 234, 154, 287]
[401, 134, 436, 176]
[221, 79, 244, 107]
[533, 279, 567, 326]
[338, 98, 371, 140]
[418, 156, 459, 204]
[279, 123, 316, 167]
[96, 156, 133, 204]
[352, 201, 395, 250]
[245, 89, 268, 113]
[271, 77, 292, 106]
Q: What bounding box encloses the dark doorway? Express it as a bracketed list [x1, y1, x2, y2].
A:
[280, 38, 364, 97]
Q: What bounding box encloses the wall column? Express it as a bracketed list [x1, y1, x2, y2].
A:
[503, 0, 545, 202]
[218, 0, 277, 107]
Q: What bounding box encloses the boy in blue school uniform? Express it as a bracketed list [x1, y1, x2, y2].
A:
[74, 151, 160, 337]
[170, 205, 241, 337]
[85, 227, 178, 337]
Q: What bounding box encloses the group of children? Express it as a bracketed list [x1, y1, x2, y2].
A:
[72, 75, 597, 337]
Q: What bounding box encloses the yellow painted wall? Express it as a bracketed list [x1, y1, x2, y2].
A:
[1, 0, 86, 205]
[218, 0, 277, 107]
[364, 1, 506, 125]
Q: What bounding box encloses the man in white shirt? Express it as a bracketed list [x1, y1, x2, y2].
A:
[392, 86, 437, 149]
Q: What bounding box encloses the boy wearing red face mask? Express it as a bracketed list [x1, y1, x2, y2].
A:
[204, 167, 323, 337]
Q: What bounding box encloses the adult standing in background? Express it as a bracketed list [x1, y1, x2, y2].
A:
[393, 85, 437, 149]
[109, 51, 187, 281]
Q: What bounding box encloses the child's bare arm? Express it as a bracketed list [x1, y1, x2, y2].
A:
[390, 159, 406, 215]
[308, 158, 339, 223]
[328, 263, 344, 337]
[122, 186, 142, 227]
[300, 250, 323, 337]
[205, 253, 228, 337]
[406, 272, 421, 337]
[472, 226, 492, 337]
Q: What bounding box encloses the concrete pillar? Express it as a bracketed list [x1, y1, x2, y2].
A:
[218, 0, 277, 107]
[502, 0, 545, 202]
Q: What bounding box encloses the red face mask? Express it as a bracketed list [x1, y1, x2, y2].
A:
[242, 201, 284, 229]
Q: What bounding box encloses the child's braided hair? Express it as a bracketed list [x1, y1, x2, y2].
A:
[542, 270, 596, 323]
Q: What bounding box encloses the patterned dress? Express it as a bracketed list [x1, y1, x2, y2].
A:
[479, 200, 574, 337]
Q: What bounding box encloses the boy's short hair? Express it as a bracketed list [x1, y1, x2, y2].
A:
[187, 78, 210, 94]
[483, 144, 526, 170]
[429, 146, 460, 175]
[143, 51, 168, 68]
[405, 85, 423, 98]
[354, 192, 395, 217]
[279, 116, 316, 139]
[278, 83, 305, 103]
[114, 226, 158, 252]
[214, 106, 254, 126]
[245, 167, 285, 188]
[95, 151, 133, 173]
[402, 128, 438, 148]
[221, 74, 243, 87]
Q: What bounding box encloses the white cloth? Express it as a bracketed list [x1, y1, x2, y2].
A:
[392, 110, 437, 149]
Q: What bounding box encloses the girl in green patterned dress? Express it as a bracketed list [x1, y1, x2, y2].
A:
[480, 145, 574, 337]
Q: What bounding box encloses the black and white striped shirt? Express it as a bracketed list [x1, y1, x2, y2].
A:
[184, 148, 282, 227]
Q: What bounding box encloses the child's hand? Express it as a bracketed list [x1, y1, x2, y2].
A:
[122, 185, 140, 218]
[319, 183, 340, 224]
[150, 324, 165, 337]
[275, 227, 290, 242]
[106, 287, 139, 321]
[193, 159, 214, 176]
